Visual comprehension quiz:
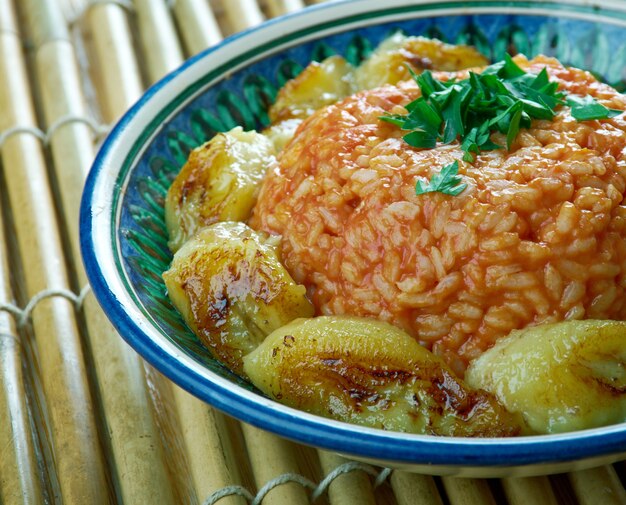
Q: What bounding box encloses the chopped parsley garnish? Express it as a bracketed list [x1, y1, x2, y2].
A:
[415, 160, 466, 196]
[381, 54, 623, 197]
[566, 94, 622, 121]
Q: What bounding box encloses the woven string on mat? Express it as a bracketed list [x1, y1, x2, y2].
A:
[203, 465, 392, 505]
[0, 116, 110, 150]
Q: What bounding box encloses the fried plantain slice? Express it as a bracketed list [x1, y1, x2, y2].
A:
[163, 222, 314, 374]
[354, 33, 488, 90]
[466, 320, 626, 434]
[165, 127, 276, 252]
[244, 316, 524, 437]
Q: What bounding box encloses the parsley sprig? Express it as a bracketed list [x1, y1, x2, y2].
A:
[381, 55, 622, 196]
[415, 160, 466, 196]
[566, 94, 621, 121]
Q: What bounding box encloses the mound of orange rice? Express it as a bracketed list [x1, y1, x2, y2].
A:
[250, 55, 626, 375]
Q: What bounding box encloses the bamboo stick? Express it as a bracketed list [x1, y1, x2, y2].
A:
[17, 1, 180, 502]
[222, 415, 258, 493]
[0, 0, 16, 34]
[0, 3, 43, 503]
[222, 0, 264, 33]
[548, 473, 579, 505]
[134, 0, 183, 84]
[501, 476, 559, 505]
[0, 334, 42, 505]
[140, 365, 198, 504]
[171, 0, 222, 56]
[0, 2, 109, 503]
[317, 451, 377, 505]
[390, 471, 443, 505]
[614, 461, 626, 483]
[441, 477, 496, 505]
[0, 183, 43, 505]
[568, 465, 626, 505]
[293, 444, 325, 495]
[240, 423, 311, 505]
[264, 0, 305, 16]
[171, 390, 246, 505]
[83, 2, 143, 123]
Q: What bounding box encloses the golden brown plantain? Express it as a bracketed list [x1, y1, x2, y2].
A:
[354, 33, 489, 90]
[466, 320, 626, 434]
[268, 55, 355, 125]
[165, 127, 276, 252]
[243, 316, 524, 437]
[163, 222, 314, 375]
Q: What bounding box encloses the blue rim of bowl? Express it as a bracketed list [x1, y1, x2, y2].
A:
[81, 0, 626, 468]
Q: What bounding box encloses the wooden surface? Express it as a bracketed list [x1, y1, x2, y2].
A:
[0, 0, 625, 503]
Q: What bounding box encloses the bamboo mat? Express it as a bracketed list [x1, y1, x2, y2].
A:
[0, 0, 625, 504]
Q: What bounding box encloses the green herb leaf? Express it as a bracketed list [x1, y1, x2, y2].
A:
[566, 95, 622, 121]
[506, 105, 523, 150]
[403, 130, 437, 149]
[379, 114, 407, 128]
[408, 99, 443, 134]
[462, 150, 476, 163]
[415, 70, 446, 98]
[530, 68, 550, 90]
[441, 90, 465, 139]
[415, 160, 467, 196]
[522, 85, 564, 111]
[501, 54, 527, 78]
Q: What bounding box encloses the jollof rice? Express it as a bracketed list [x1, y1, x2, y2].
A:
[250, 55, 626, 375]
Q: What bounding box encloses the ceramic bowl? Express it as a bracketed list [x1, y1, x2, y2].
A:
[80, 0, 626, 477]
